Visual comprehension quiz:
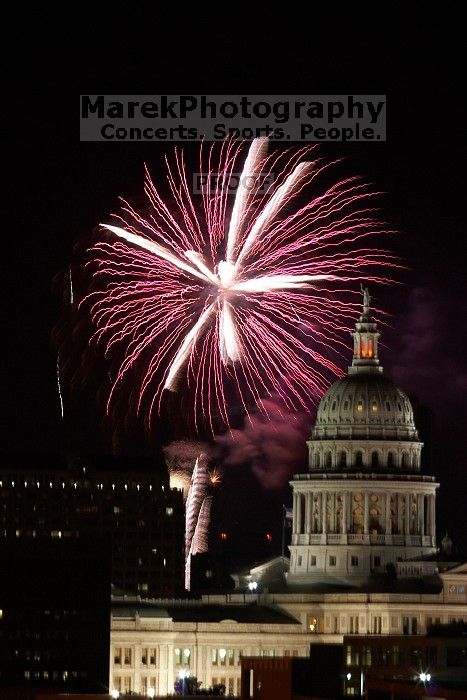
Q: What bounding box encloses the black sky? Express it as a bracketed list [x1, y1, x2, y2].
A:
[4, 10, 466, 548]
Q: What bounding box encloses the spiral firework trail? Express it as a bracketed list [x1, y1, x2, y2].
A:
[83, 138, 398, 433]
[184, 454, 213, 591]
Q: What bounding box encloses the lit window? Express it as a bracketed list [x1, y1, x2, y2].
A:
[357, 400, 364, 412]
[174, 648, 181, 665]
[372, 402, 378, 412]
[308, 616, 317, 632]
[205, 569, 213, 579]
[219, 648, 226, 665]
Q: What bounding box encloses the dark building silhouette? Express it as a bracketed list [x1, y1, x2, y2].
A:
[0, 453, 185, 597]
[0, 538, 110, 696]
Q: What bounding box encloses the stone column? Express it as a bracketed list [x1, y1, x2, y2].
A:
[330, 493, 335, 533]
[404, 493, 410, 536]
[430, 494, 436, 538]
[385, 493, 391, 535]
[397, 494, 403, 535]
[417, 493, 424, 535]
[296, 492, 302, 535]
[292, 492, 298, 534]
[134, 643, 142, 695]
[322, 492, 327, 534]
[364, 491, 369, 534]
[342, 493, 348, 534]
[425, 496, 431, 535]
[304, 493, 311, 534]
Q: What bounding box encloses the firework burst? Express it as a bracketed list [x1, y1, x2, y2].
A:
[83, 138, 397, 433]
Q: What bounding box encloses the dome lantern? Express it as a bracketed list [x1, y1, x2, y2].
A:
[349, 285, 382, 375]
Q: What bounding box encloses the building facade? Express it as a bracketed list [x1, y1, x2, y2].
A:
[109, 566, 467, 695]
[0, 538, 110, 695]
[0, 456, 185, 597]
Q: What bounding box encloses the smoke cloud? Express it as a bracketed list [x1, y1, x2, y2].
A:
[217, 399, 310, 489]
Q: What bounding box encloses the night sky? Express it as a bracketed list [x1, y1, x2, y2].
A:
[4, 11, 466, 551]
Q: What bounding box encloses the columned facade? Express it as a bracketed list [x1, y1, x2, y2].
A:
[288, 289, 439, 586]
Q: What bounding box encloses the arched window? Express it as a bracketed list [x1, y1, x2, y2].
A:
[332, 401, 337, 411]
[357, 400, 364, 413]
[371, 451, 379, 469]
[355, 451, 363, 468]
[387, 452, 394, 469]
[401, 452, 409, 469]
[325, 451, 332, 468]
[339, 451, 347, 468]
[343, 400, 349, 410]
[314, 452, 321, 469]
[386, 401, 391, 411]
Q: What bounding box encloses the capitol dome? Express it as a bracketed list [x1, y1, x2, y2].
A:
[308, 288, 422, 473]
[313, 373, 418, 441]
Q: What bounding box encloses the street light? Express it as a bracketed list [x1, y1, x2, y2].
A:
[419, 672, 432, 682]
[248, 581, 258, 591]
[147, 689, 155, 698]
[346, 672, 352, 681]
[111, 691, 119, 699]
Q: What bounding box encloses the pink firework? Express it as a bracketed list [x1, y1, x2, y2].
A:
[83, 138, 397, 433]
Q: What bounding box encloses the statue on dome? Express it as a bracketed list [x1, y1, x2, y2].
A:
[361, 284, 371, 313]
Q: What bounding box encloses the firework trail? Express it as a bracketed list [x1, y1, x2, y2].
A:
[184, 453, 216, 590]
[56, 355, 64, 418]
[83, 138, 398, 432]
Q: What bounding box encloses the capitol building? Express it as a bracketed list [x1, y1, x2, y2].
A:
[288, 287, 437, 586]
[109, 290, 466, 696]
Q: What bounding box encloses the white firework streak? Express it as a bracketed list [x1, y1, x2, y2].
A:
[69, 265, 74, 305]
[185, 493, 213, 591]
[184, 454, 210, 590]
[56, 356, 64, 418]
[191, 494, 213, 554]
[100, 141, 331, 388]
[226, 136, 269, 263]
[233, 161, 313, 268]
